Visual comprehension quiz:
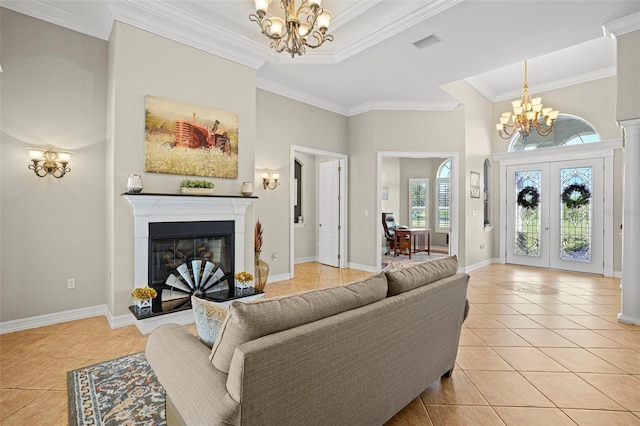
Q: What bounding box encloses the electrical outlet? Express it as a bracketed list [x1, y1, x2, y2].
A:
[67, 278, 76, 289]
[272, 252, 279, 261]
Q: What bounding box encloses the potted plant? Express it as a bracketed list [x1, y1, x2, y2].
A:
[234, 271, 254, 289]
[180, 179, 215, 195]
[131, 286, 157, 309]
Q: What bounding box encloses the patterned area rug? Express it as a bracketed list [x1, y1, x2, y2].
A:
[495, 280, 560, 295]
[381, 251, 448, 269]
[67, 352, 165, 426]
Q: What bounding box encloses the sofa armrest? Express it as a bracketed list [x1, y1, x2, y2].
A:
[145, 324, 240, 425]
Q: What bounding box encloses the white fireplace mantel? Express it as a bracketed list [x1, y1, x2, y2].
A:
[123, 193, 256, 334]
[123, 193, 255, 289]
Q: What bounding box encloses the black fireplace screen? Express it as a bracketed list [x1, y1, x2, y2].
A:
[148, 221, 235, 305]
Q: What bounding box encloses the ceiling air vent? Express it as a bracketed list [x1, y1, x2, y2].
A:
[413, 34, 441, 50]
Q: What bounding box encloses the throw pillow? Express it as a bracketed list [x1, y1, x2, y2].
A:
[191, 296, 228, 348]
[191, 294, 266, 347]
[385, 255, 458, 296]
[210, 272, 388, 373]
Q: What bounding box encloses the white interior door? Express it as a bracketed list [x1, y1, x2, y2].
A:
[506, 159, 603, 274]
[318, 160, 340, 267]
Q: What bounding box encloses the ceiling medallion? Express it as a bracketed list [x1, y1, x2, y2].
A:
[249, 0, 334, 58]
[496, 61, 559, 140]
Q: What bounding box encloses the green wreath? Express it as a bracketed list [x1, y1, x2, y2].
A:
[517, 186, 540, 210]
[562, 183, 591, 209]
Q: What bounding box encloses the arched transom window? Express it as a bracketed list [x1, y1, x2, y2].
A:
[509, 114, 600, 152]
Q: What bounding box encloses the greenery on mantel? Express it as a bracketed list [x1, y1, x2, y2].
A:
[180, 179, 214, 188]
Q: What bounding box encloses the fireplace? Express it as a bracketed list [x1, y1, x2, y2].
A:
[123, 193, 256, 329]
[149, 220, 236, 312]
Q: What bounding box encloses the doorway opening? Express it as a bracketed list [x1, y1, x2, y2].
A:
[289, 145, 348, 279]
[377, 151, 459, 270]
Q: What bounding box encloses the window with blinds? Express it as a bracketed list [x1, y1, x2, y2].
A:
[409, 178, 428, 228]
[436, 159, 451, 233]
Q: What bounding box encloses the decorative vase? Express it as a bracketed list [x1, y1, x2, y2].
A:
[135, 298, 152, 309]
[254, 251, 269, 291]
[241, 181, 253, 197]
[127, 174, 143, 193]
[235, 279, 252, 289]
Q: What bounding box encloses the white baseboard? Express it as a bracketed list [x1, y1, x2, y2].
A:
[268, 272, 291, 284]
[347, 262, 379, 273]
[617, 313, 640, 326]
[107, 311, 136, 329]
[614, 270, 622, 278]
[460, 258, 498, 273]
[295, 256, 317, 264]
[0, 304, 110, 334]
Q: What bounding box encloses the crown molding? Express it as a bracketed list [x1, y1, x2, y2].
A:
[256, 76, 349, 116]
[109, 0, 268, 69]
[329, 0, 383, 31]
[348, 100, 459, 117]
[1, 0, 113, 40]
[603, 11, 640, 38]
[333, 0, 461, 63]
[470, 66, 617, 103]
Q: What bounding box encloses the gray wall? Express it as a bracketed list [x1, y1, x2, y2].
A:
[1, 9, 108, 321]
[348, 109, 467, 268]
[106, 22, 258, 316]
[256, 89, 348, 277]
[616, 31, 640, 122]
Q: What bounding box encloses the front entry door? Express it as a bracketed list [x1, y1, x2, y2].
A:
[506, 158, 603, 274]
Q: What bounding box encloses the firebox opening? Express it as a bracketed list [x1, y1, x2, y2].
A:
[148, 220, 235, 312]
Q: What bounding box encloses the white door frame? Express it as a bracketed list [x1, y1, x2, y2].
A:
[290, 145, 348, 278]
[494, 139, 621, 277]
[376, 151, 460, 270]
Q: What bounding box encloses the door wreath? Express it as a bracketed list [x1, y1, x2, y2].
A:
[517, 186, 540, 210]
[562, 183, 591, 209]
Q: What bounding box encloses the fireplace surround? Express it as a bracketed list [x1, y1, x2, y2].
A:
[123, 193, 256, 333]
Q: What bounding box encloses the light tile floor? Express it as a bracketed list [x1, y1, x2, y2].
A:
[1, 262, 639, 425]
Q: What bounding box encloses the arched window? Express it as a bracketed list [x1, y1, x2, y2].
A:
[508, 114, 600, 152]
[436, 159, 451, 233]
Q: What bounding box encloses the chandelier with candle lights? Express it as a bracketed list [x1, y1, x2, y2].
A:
[249, 0, 333, 58]
[496, 61, 559, 140]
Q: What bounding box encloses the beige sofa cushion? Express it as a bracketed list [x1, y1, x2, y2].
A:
[385, 255, 458, 296]
[210, 272, 388, 373]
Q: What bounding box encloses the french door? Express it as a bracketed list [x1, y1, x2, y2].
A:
[506, 158, 603, 274]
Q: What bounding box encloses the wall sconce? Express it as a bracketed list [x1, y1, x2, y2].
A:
[26, 148, 72, 178]
[262, 171, 280, 190]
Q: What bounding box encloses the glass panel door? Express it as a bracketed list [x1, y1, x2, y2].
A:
[506, 163, 549, 268]
[506, 159, 603, 274]
[549, 158, 603, 274]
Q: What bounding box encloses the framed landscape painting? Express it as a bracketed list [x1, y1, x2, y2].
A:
[144, 96, 239, 178]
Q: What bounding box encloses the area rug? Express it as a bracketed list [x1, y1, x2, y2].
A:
[67, 352, 166, 426]
[381, 251, 447, 269]
[495, 280, 560, 295]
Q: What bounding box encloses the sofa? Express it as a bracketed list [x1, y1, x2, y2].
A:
[146, 256, 469, 425]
